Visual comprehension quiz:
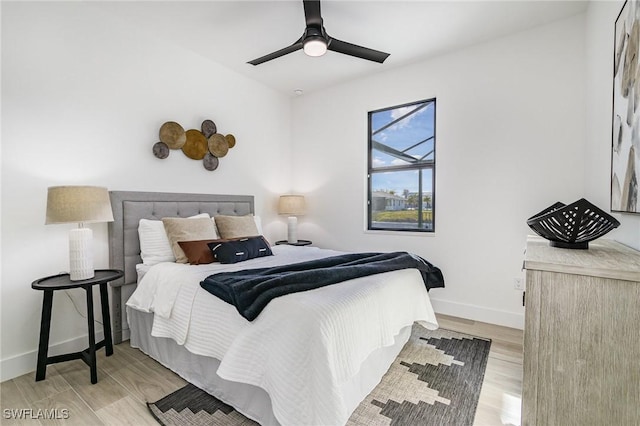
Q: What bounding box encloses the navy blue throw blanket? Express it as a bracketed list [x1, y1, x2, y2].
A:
[200, 252, 444, 321]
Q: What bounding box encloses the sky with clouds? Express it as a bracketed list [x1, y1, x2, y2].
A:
[370, 100, 435, 195]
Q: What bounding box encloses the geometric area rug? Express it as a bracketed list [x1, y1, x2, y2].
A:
[147, 324, 491, 426]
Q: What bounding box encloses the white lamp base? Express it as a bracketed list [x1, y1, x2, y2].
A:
[287, 216, 298, 244]
[69, 227, 94, 281]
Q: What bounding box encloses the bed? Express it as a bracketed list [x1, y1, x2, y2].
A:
[108, 191, 441, 426]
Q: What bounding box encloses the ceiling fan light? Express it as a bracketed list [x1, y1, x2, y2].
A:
[303, 38, 327, 57]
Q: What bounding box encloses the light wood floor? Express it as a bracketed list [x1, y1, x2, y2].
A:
[0, 314, 523, 425]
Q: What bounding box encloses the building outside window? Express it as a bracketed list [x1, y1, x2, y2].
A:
[367, 98, 436, 232]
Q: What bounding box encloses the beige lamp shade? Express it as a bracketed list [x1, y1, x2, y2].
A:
[278, 194, 306, 244]
[278, 195, 306, 216]
[46, 186, 114, 225]
[45, 186, 113, 280]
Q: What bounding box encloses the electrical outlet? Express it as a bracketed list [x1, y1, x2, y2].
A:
[513, 277, 524, 290]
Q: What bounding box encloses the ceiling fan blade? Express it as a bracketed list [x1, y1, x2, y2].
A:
[328, 37, 390, 63]
[248, 41, 304, 65]
[303, 0, 323, 27]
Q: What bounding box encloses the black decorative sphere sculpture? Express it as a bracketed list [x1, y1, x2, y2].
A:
[527, 198, 620, 249]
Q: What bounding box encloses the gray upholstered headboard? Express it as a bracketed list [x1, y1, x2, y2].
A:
[108, 191, 254, 344]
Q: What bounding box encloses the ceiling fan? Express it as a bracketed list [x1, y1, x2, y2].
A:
[248, 0, 390, 66]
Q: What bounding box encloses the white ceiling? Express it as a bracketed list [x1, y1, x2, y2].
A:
[96, 0, 589, 96]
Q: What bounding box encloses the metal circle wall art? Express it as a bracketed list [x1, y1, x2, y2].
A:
[152, 141, 170, 159]
[208, 133, 229, 158]
[159, 121, 186, 149]
[225, 134, 236, 148]
[203, 152, 219, 171]
[182, 129, 209, 160]
[201, 120, 217, 138]
[153, 119, 237, 171]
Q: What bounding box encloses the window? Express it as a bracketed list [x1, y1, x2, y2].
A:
[367, 98, 436, 232]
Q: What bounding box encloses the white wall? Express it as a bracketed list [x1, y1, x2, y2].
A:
[291, 15, 587, 330]
[585, 0, 640, 250]
[1, 2, 292, 380]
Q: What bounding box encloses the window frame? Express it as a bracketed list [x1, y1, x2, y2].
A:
[367, 98, 437, 233]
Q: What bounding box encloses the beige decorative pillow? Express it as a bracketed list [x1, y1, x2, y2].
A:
[214, 214, 260, 239]
[162, 217, 218, 263]
[138, 213, 209, 265]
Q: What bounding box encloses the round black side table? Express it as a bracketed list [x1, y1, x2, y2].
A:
[32, 269, 124, 384]
[275, 240, 312, 246]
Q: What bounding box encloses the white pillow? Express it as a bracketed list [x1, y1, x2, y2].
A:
[139, 213, 210, 265]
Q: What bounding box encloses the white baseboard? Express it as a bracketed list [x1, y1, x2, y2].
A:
[430, 297, 524, 330]
[1, 330, 105, 382]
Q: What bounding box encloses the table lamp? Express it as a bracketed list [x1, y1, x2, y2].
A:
[278, 195, 306, 243]
[46, 186, 114, 281]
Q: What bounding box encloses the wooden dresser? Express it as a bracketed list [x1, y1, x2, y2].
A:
[522, 235, 640, 426]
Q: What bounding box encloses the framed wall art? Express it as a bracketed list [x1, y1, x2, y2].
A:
[612, 0, 640, 213]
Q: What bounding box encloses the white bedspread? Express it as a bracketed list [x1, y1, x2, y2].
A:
[126, 245, 438, 426]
